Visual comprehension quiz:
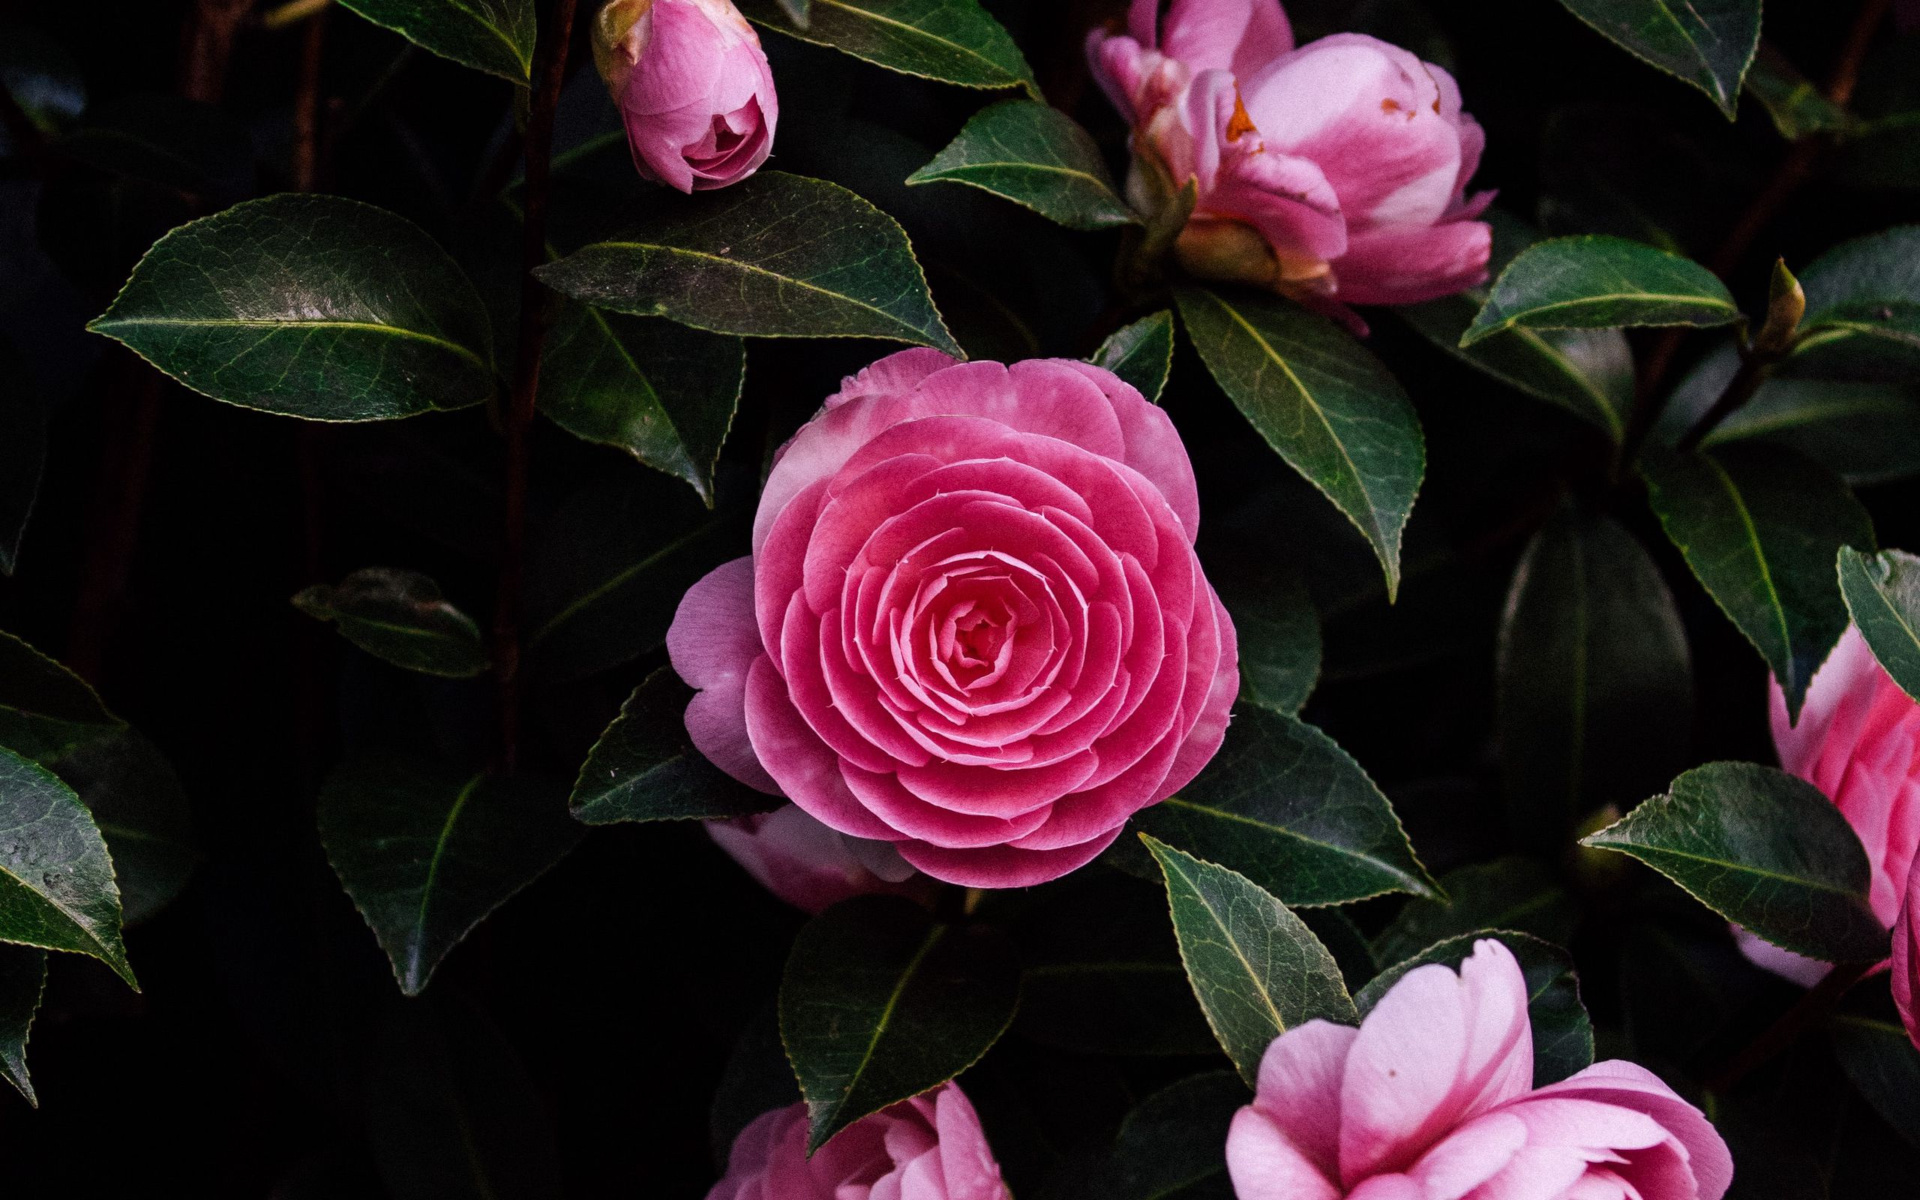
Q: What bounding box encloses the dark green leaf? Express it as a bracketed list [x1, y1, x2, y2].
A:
[0, 629, 121, 762]
[541, 308, 745, 505]
[318, 756, 583, 995]
[1143, 836, 1356, 1085]
[1176, 286, 1423, 597]
[1839, 547, 1920, 703]
[1137, 706, 1435, 906]
[338, 0, 536, 84]
[1213, 556, 1320, 717]
[60, 94, 254, 199]
[0, 336, 47, 576]
[776, 0, 812, 26]
[1373, 858, 1581, 968]
[1048, 1071, 1248, 1200]
[711, 1005, 801, 1165]
[569, 668, 780, 824]
[1581, 761, 1888, 963]
[1498, 505, 1692, 848]
[0, 746, 134, 987]
[89, 194, 495, 420]
[1090, 310, 1174, 404]
[1462, 236, 1739, 346]
[537, 172, 958, 352]
[1299, 906, 1380, 994]
[1793, 226, 1920, 379]
[0, 26, 85, 156]
[52, 729, 198, 926]
[1747, 49, 1854, 141]
[1642, 444, 1873, 717]
[0, 944, 45, 1106]
[294, 567, 488, 679]
[780, 895, 1020, 1152]
[741, 0, 1038, 97]
[1357, 930, 1594, 1086]
[1552, 0, 1760, 118]
[1830, 1015, 1920, 1152]
[906, 100, 1135, 231]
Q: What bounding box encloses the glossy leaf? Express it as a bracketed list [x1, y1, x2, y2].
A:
[1136, 705, 1436, 906]
[294, 568, 488, 679]
[1642, 444, 1873, 718]
[89, 195, 496, 420]
[1581, 761, 1888, 963]
[1498, 506, 1692, 848]
[52, 730, 198, 926]
[537, 172, 959, 352]
[0, 944, 45, 1106]
[569, 668, 780, 824]
[0, 746, 134, 987]
[1553, 0, 1760, 118]
[1214, 556, 1320, 717]
[1144, 836, 1356, 1085]
[541, 308, 745, 505]
[741, 0, 1038, 97]
[1373, 858, 1581, 968]
[1047, 1071, 1248, 1200]
[1839, 547, 1920, 703]
[1747, 49, 1853, 141]
[1176, 286, 1423, 597]
[1089, 310, 1175, 404]
[318, 756, 583, 995]
[338, 0, 536, 84]
[779, 895, 1020, 1152]
[906, 100, 1135, 231]
[1461, 236, 1739, 347]
[1357, 931, 1594, 1086]
[0, 629, 121, 763]
[1830, 1015, 1920, 1152]
[1793, 226, 1920, 378]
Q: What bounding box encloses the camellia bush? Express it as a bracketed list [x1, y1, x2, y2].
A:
[6, 0, 1920, 1193]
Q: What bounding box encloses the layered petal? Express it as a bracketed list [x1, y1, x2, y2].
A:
[706, 803, 922, 914]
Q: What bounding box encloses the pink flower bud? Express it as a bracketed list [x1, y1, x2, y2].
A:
[592, 0, 777, 192]
[1895, 857, 1919, 1052]
[706, 803, 929, 914]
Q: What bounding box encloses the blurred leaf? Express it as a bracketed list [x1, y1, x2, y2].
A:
[710, 1005, 801, 1164]
[1642, 444, 1873, 717]
[1373, 858, 1580, 967]
[0, 945, 45, 1106]
[741, 0, 1038, 97]
[538, 172, 959, 352]
[1747, 48, 1853, 141]
[1830, 1015, 1920, 1151]
[907, 100, 1135, 230]
[1834, 37, 1920, 190]
[1552, 0, 1760, 118]
[1214, 556, 1320, 717]
[0, 630, 120, 765]
[1136, 706, 1436, 906]
[319, 756, 583, 995]
[1144, 836, 1356, 1085]
[569, 668, 780, 824]
[1498, 505, 1692, 848]
[1043, 1071, 1247, 1200]
[1839, 547, 1920, 703]
[1090, 310, 1174, 404]
[59, 94, 254, 200]
[1300, 906, 1379, 994]
[1462, 236, 1739, 346]
[0, 24, 85, 156]
[1621, 919, 1762, 1064]
[541, 308, 745, 505]
[0, 336, 46, 575]
[1792, 226, 1920, 379]
[780, 895, 1020, 1152]
[1176, 286, 1423, 598]
[776, 0, 812, 25]
[52, 729, 198, 926]
[89, 195, 496, 420]
[1582, 761, 1888, 963]
[1537, 106, 1746, 254]
[295, 567, 488, 679]
[0, 746, 134, 987]
[1357, 930, 1594, 1086]
[338, 0, 535, 84]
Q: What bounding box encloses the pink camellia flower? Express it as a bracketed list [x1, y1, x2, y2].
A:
[708, 1083, 1010, 1200]
[1734, 627, 1919, 985]
[1897, 858, 1919, 1050]
[1088, 0, 1492, 319]
[666, 349, 1237, 888]
[706, 803, 929, 914]
[1227, 939, 1733, 1200]
[591, 0, 777, 192]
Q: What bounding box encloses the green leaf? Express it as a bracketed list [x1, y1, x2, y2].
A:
[1792, 226, 1920, 378]
[1642, 444, 1874, 717]
[1462, 236, 1740, 346]
[337, 0, 536, 84]
[1047, 1071, 1249, 1200]
[740, 0, 1038, 97]
[0, 629, 121, 763]
[52, 729, 198, 926]
[1747, 49, 1854, 141]
[1213, 555, 1320, 718]
[1143, 836, 1356, 1085]
[318, 756, 583, 995]
[0, 746, 134, 987]
[569, 668, 780, 824]
[1373, 858, 1581, 968]
[1840, 547, 1920, 704]
[59, 94, 254, 199]
[776, 0, 812, 26]
[1552, 0, 1760, 118]
[1581, 761, 1889, 963]
[89, 194, 495, 420]
[541, 308, 745, 505]
[906, 100, 1135, 231]
[1176, 286, 1423, 598]
[537, 172, 958, 353]
[1357, 931, 1594, 1086]
[1089, 310, 1175, 404]
[780, 895, 1020, 1152]
[1830, 1015, 1920, 1152]
[711, 1006, 802, 1164]
[0, 944, 45, 1106]
[1136, 706, 1436, 906]
[1498, 505, 1692, 848]
[294, 568, 489, 679]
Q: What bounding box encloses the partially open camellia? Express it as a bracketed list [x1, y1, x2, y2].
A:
[668, 350, 1237, 888]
